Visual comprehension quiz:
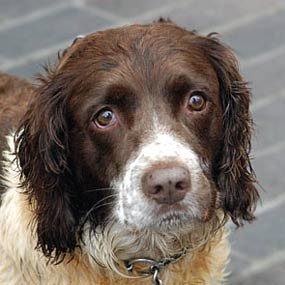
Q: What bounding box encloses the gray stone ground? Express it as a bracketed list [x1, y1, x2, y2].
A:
[0, 0, 284, 284]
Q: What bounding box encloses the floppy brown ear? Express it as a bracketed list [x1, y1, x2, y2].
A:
[192, 34, 259, 226]
[15, 70, 79, 263]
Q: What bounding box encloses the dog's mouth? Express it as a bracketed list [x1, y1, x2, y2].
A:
[154, 205, 192, 229]
[159, 213, 184, 228]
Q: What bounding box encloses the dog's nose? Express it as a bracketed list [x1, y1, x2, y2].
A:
[142, 166, 190, 205]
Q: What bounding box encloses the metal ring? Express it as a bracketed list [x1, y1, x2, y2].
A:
[152, 268, 162, 285]
[127, 258, 158, 267]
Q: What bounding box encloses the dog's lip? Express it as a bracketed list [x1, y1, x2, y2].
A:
[158, 204, 187, 214]
[157, 204, 188, 222]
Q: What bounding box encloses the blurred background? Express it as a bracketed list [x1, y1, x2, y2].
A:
[0, 0, 284, 284]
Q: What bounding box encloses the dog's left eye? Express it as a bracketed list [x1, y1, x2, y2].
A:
[93, 108, 117, 129]
[187, 91, 206, 111]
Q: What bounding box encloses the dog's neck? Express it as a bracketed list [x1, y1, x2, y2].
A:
[83, 212, 224, 271]
[81, 215, 228, 285]
[82, 227, 230, 285]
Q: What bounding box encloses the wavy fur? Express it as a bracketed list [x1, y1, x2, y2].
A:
[0, 20, 258, 285]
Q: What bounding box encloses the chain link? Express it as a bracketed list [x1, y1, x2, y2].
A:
[125, 247, 188, 285]
[152, 267, 162, 285]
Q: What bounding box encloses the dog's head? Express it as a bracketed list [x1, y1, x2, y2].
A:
[16, 20, 259, 263]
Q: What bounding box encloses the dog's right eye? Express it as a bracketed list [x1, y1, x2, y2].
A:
[93, 108, 117, 129]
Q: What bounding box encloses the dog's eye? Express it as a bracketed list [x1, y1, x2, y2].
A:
[93, 108, 117, 128]
[187, 92, 206, 111]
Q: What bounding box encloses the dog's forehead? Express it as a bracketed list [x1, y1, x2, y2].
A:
[67, 23, 220, 110]
[91, 25, 216, 82]
[63, 23, 218, 80]
[70, 23, 202, 64]
[89, 22, 191, 45]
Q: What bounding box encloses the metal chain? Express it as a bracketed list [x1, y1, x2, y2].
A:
[125, 247, 188, 285]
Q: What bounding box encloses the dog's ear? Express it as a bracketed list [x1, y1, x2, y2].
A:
[192, 34, 259, 226]
[15, 68, 79, 263]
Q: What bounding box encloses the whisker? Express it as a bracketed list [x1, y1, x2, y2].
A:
[89, 202, 114, 212]
[79, 194, 117, 227]
[87, 194, 117, 212]
[84, 187, 117, 193]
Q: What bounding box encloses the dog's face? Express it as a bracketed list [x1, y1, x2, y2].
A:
[16, 21, 258, 263]
[68, 27, 223, 231]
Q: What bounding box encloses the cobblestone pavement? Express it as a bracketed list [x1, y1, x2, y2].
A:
[0, 0, 284, 284]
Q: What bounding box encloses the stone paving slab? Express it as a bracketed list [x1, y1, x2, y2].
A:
[0, 56, 6, 65]
[223, 6, 285, 59]
[0, 0, 65, 23]
[0, 6, 113, 59]
[241, 48, 285, 100]
[228, 250, 252, 280]
[230, 204, 285, 262]
[7, 55, 55, 79]
[253, 151, 285, 200]
[252, 96, 285, 151]
[233, 261, 285, 285]
[147, 0, 284, 34]
[86, 0, 179, 18]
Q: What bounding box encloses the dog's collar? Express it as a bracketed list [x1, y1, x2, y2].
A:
[124, 247, 188, 285]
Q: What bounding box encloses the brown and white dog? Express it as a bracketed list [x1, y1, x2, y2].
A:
[0, 20, 259, 285]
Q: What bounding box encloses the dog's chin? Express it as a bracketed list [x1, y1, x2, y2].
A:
[124, 207, 198, 232]
[150, 210, 196, 231]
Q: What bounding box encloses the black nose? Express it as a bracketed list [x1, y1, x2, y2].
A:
[142, 166, 191, 205]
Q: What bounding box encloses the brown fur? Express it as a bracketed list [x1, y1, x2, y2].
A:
[0, 20, 258, 284]
[0, 73, 34, 194]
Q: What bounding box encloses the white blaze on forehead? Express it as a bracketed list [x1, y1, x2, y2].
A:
[111, 117, 205, 229]
[131, 113, 199, 167]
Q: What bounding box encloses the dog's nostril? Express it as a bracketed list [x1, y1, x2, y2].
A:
[153, 185, 163, 194]
[175, 181, 188, 190]
[142, 166, 191, 205]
